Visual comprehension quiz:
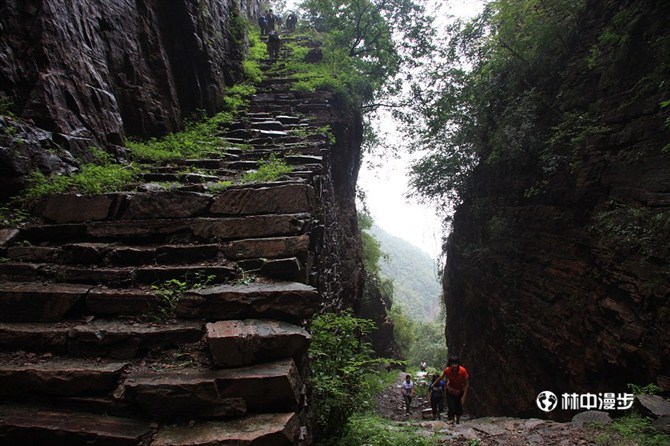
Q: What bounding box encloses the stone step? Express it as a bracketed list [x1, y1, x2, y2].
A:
[221, 234, 310, 261]
[122, 358, 302, 418]
[0, 320, 203, 358]
[0, 356, 127, 397]
[177, 279, 319, 323]
[152, 412, 300, 446]
[6, 242, 226, 266]
[210, 184, 315, 216]
[0, 262, 236, 287]
[19, 213, 310, 244]
[206, 319, 310, 368]
[0, 282, 92, 322]
[0, 405, 151, 446]
[31, 188, 318, 223]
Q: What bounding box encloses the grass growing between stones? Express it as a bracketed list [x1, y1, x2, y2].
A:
[335, 413, 440, 446]
[241, 154, 293, 183]
[595, 413, 670, 446]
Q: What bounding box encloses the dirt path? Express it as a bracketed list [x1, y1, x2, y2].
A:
[374, 372, 604, 445]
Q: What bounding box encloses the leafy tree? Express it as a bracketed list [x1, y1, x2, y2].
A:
[298, 0, 434, 109]
[400, 0, 587, 213]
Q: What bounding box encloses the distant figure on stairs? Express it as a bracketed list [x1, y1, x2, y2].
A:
[286, 11, 297, 32]
[258, 13, 267, 36]
[267, 30, 282, 61]
[265, 9, 277, 32]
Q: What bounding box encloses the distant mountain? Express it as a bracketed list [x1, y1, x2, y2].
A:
[370, 224, 442, 321]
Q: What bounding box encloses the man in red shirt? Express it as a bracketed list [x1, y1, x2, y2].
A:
[430, 356, 469, 424]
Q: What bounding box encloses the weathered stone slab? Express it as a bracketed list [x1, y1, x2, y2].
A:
[251, 120, 284, 131]
[83, 215, 308, 241]
[222, 235, 310, 260]
[276, 115, 301, 125]
[60, 242, 107, 264]
[0, 282, 91, 322]
[571, 410, 612, 428]
[37, 194, 114, 223]
[652, 415, 670, 434]
[239, 257, 306, 282]
[86, 288, 159, 316]
[152, 412, 300, 446]
[68, 320, 203, 358]
[636, 394, 670, 417]
[191, 215, 308, 241]
[0, 359, 127, 396]
[120, 191, 211, 220]
[6, 245, 59, 261]
[215, 358, 302, 412]
[0, 323, 70, 353]
[177, 281, 319, 322]
[55, 266, 135, 285]
[134, 265, 236, 284]
[0, 262, 45, 282]
[0, 405, 151, 446]
[123, 371, 246, 418]
[124, 359, 301, 416]
[210, 184, 315, 216]
[0, 228, 20, 247]
[0, 320, 202, 358]
[207, 319, 310, 368]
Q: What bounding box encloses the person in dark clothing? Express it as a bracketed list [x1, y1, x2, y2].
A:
[428, 373, 445, 420]
[266, 30, 282, 60]
[257, 14, 267, 36]
[286, 11, 297, 32]
[265, 9, 276, 32]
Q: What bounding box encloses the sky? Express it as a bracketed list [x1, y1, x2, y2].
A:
[357, 0, 486, 260]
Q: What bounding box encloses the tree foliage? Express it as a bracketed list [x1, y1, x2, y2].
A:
[401, 0, 588, 213]
[298, 0, 434, 109]
[309, 312, 394, 439]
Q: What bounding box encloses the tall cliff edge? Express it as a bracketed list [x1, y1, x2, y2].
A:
[445, 0, 670, 419]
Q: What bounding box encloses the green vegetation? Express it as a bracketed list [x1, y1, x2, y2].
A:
[588, 202, 670, 256]
[241, 154, 293, 183]
[0, 98, 15, 116]
[309, 311, 396, 440]
[596, 413, 670, 446]
[0, 204, 30, 228]
[150, 272, 216, 321]
[288, 0, 434, 111]
[336, 413, 439, 446]
[22, 164, 138, 201]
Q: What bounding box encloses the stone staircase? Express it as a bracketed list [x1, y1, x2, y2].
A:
[0, 39, 338, 445]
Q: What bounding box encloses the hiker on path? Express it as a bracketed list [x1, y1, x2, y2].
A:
[257, 14, 267, 36]
[430, 356, 469, 424]
[286, 11, 297, 32]
[265, 10, 277, 32]
[420, 361, 427, 372]
[266, 30, 282, 61]
[400, 374, 415, 415]
[428, 373, 445, 420]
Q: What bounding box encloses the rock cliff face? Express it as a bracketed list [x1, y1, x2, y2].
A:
[445, 0, 670, 419]
[0, 0, 250, 191]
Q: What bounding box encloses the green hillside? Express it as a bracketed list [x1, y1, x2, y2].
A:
[370, 224, 442, 321]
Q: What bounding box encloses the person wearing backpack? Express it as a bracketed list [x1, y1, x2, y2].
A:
[429, 356, 469, 424]
[257, 14, 267, 36]
[266, 30, 282, 60]
[428, 373, 445, 420]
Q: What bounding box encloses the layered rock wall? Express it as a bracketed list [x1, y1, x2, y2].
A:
[445, 0, 670, 419]
[0, 0, 252, 150]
